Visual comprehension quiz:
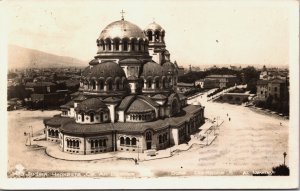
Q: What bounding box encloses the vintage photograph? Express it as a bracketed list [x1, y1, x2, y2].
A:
[1, 0, 299, 189]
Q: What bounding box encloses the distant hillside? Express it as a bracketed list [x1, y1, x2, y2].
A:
[8, 45, 86, 69]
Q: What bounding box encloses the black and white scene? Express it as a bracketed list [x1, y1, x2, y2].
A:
[1, 0, 299, 189]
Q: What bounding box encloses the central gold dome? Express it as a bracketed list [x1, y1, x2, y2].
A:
[99, 20, 146, 40]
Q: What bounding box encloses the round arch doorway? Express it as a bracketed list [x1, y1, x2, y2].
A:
[145, 131, 152, 150]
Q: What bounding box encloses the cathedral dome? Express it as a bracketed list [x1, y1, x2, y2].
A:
[85, 61, 126, 79]
[145, 22, 164, 31]
[99, 20, 146, 40]
[142, 61, 164, 78]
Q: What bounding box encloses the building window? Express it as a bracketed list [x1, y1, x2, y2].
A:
[92, 80, 96, 90]
[123, 41, 128, 51]
[159, 135, 162, 144]
[120, 137, 124, 145]
[146, 132, 152, 141]
[147, 80, 152, 88]
[274, 87, 277, 92]
[131, 137, 137, 146]
[147, 31, 153, 41]
[131, 41, 135, 51]
[99, 80, 104, 90]
[115, 40, 120, 51]
[81, 113, 84, 122]
[90, 113, 94, 122]
[125, 137, 130, 145]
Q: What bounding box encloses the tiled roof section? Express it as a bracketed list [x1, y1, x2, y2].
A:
[152, 94, 167, 100]
[59, 104, 203, 134]
[256, 80, 268, 85]
[73, 94, 87, 101]
[75, 98, 108, 113]
[183, 104, 202, 114]
[44, 116, 74, 127]
[60, 100, 74, 109]
[103, 97, 121, 103]
[61, 121, 114, 135]
[269, 78, 286, 84]
[137, 95, 160, 107]
[127, 99, 155, 113]
[85, 61, 126, 79]
[117, 95, 136, 110]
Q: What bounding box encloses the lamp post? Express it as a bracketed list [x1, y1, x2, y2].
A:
[29, 125, 33, 137]
[137, 139, 140, 161]
[283, 152, 287, 166]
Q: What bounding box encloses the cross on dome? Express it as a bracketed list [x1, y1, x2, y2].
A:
[120, 9, 125, 20]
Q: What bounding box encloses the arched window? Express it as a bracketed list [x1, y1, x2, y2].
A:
[103, 140, 106, 147]
[125, 137, 130, 145]
[90, 113, 94, 122]
[99, 80, 104, 90]
[99, 140, 103, 147]
[146, 132, 152, 141]
[107, 80, 113, 91]
[114, 39, 120, 51]
[155, 31, 160, 41]
[67, 140, 70, 147]
[107, 40, 112, 50]
[155, 78, 160, 88]
[92, 80, 96, 90]
[120, 137, 124, 145]
[48, 129, 51, 136]
[131, 40, 135, 51]
[100, 112, 104, 122]
[81, 113, 84, 122]
[91, 140, 94, 148]
[159, 135, 162, 144]
[162, 78, 166, 88]
[123, 40, 128, 51]
[115, 80, 120, 90]
[76, 140, 79, 148]
[95, 140, 99, 147]
[147, 31, 153, 41]
[147, 80, 152, 88]
[138, 41, 142, 51]
[131, 137, 137, 146]
[55, 130, 59, 137]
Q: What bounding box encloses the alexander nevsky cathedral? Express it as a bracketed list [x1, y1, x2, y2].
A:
[44, 15, 205, 155]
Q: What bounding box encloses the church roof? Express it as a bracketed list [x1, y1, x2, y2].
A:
[60, 100, 74, 109]
[73, 94, 87, 102]
[152, 94, 167, 100]
[85, 61, 126, 79]
[119, 58, 142, 65]
[99, 20, 146, 40]
[141, 61, 164, 78]
[75, 98, 108, 113]
[43, 115, 74, 127]
[127, 99, 155, 113]
[145, 22, 164, 31]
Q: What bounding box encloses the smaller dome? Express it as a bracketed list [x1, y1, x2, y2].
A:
[145, 22, 164, 31]
[127, 99, 155, 113]
[73, 94, 87, 102]
[142, 61, 164, 77]
[75, 98, 107, 113]
[152, 94, 167, 100]
[85, 61, 126, 79]
[162, 61, 175, 75]
[89, 59, 99, 66]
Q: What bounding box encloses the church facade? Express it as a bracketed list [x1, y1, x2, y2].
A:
[44, 16, 205, 155]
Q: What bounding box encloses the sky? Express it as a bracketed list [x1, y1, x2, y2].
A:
[2, 0, 298, 68]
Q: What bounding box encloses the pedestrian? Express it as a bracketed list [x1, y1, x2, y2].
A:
[134, 158, 138, 165]
[229, 118, 231, 121]
[227, 113, 228, 116]
[280, 122, 282, 126]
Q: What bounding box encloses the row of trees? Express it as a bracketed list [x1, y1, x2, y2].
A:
[178, 66, 260, 93]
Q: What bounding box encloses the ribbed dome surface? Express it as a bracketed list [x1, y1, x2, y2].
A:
[99, 20, 146, 40]
[142, 61, 164, 77]
[145, 22, 164, 31]
[75, 98, 108, 112]
[162, 61, 175, 75]
[127, 99, 154, 113]
[85, 61, 126, 79]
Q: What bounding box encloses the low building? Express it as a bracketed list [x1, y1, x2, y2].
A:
[177, 82, 194, 93]
[178, 66, 185, 76]
[205, 75, 238, 89]
[256, 78, 288, 101]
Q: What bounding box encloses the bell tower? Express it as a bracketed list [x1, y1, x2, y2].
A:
[144, 21, 166, 64]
